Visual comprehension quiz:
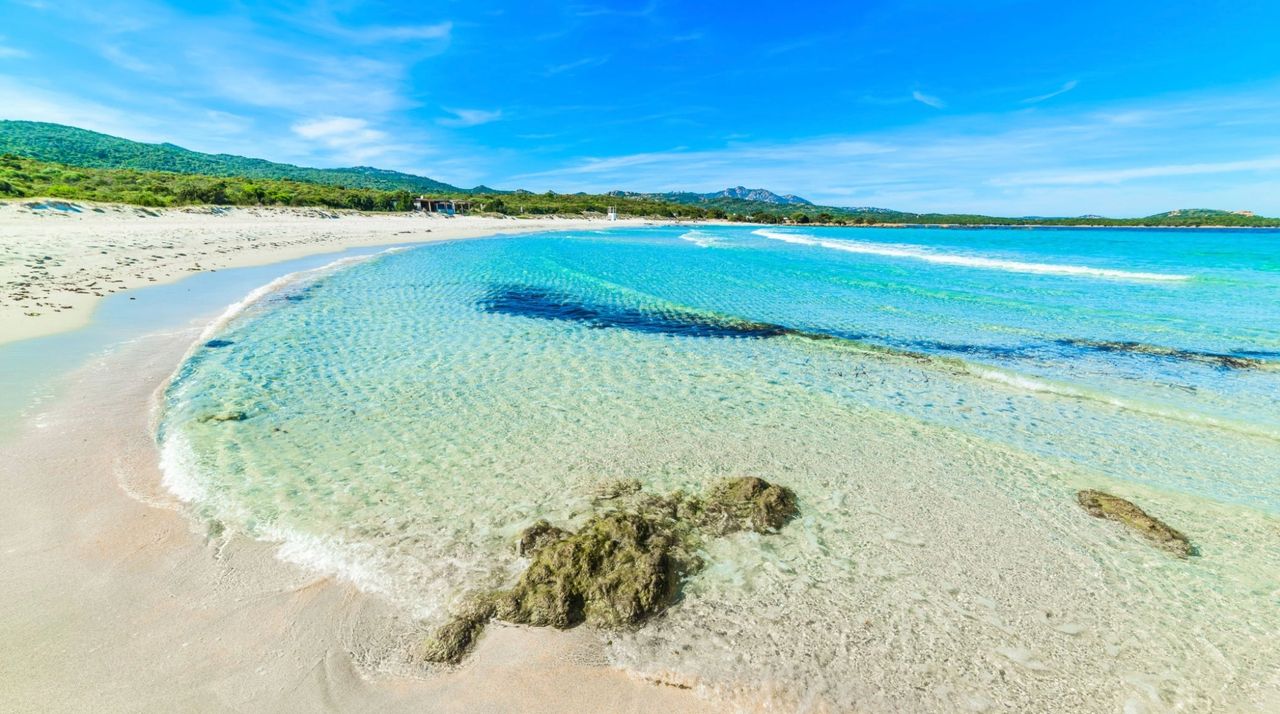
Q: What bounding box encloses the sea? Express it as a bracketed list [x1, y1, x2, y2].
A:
[154, 224, 1279, 711]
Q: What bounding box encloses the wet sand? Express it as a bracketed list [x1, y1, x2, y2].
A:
[0, 325, 730, 713]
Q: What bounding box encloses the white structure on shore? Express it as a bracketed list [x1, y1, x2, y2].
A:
[607, 206, 618, 221]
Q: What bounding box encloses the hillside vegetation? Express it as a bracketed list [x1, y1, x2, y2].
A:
[0, 120, 468, 194]
[1, 121, 1277, 226]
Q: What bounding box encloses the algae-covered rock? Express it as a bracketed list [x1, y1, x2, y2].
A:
[1077, 489, 1193, 557]
[421, 476, 800, 665]
[197, 410, 247, 423]
[699, 476, 800, 534]
[515, 519, 570, 557]
[592, 477, 643, 501]
[497, 510, 695, 629]
[419, 594, 499, 664]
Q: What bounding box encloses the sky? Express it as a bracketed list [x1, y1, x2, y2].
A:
[3, 0, 1280, 216]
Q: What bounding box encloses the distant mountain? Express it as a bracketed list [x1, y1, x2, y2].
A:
[607, 186, 814, 207]
[709, 186, 812, 205]
[0, 120, 475, 194]
[1147, 208, 1256, 219]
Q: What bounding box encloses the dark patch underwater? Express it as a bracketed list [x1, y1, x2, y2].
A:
[478, 285, 794, 339]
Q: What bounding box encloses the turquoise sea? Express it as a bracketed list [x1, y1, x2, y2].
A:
[158, 225, 1280, 711]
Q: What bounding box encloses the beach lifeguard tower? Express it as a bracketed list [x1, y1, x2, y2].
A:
[607, 206, 618, 221]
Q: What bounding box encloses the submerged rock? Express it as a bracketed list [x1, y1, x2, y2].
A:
[1077, 489, 1193, 557]
[419, 594, 500, 665]
[197, 410, 247, 423]
[497, 509, 694, 630]
[515, 519, 570, 557]
[698, 475, 801, 534]
[421, 476, 800, 664]
[592, 477, 643, 501]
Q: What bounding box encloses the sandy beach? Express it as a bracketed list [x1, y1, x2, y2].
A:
[0, 327, 735, 713]
[0, 200, 641, 346]
[3, 207, 1278, 713]
[0, 204, 735, 713]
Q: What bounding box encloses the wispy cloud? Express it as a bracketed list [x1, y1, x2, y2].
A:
[503, 84, 1280, 216]
[0, 35, 30, 58]
[569, 2, 658, 18]
[1022, 79, 1079, 104]
[438, 108, 503, 128]
[291, 116, 395, 164]
[98, 45, 155, 74]
[912, 90, 946, 109]
[335, 21, 452, 43]
[991, 156, 1280, 186]
[545, 56, 609, 76]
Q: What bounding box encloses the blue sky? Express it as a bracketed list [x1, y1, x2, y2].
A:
[3, 0, 1280, 215]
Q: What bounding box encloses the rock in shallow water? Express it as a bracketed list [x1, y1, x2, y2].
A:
[1077, 489, 1193, 558]
[420, 477, 800, 664]
[197, 410, 247, 423]
[514, 519, 571, 558]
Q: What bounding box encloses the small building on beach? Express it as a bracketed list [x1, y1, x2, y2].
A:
[413, 197, 472, 215]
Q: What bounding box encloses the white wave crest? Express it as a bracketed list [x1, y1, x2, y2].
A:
[157, 429, 210, 503]
[679, 230, 718, 248]
[752, 229, 1191, 281]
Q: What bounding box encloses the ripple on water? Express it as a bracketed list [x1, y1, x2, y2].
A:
[160, 227, 1280, 711]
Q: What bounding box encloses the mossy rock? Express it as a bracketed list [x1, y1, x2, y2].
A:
[418, 594, 500, 665]
[592, 477, 643, 501]
[420, 477, 801, 665]
[1077, 489, 1193, 558]
[197, 410, 247, 423]
[500, 509, 697, 629]
[698, 476, 800, 534]
[515, 519, 570, 557]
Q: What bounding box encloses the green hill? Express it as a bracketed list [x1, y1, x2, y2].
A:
[0, 120, 470, 194]
[1, 121, 1276, 226]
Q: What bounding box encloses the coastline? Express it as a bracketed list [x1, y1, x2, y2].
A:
[0, 276, 733, 713]
[0, 200, 651, 346]
[5, 213, 1278, 711]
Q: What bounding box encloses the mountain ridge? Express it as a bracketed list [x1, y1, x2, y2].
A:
[1, 121, 1273, 224]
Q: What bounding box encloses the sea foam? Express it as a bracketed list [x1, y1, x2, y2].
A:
[752, 229, 1192, 281]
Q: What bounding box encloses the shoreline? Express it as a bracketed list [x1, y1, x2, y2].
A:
[0, 284, 735, 714]
[6, 198, 1273, 349]
[0, 200, 653, 346]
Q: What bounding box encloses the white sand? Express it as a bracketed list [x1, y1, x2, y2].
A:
[0, 296, 731, 714]
[0, 200, 648, 345]
[0, 203, 735, 712]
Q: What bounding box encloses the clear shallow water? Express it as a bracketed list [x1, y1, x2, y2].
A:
[0, 242, 418, 439]
[159, 225, 1280, 711]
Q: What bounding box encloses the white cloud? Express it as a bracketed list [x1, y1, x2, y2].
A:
[912, 90, 946, 109]
[0, 34, 30, 58]
[504, 84, 1280, 216]
[1022, 79, 1079, 104]
[99, 45, 155, 74]
[341, 21, 452, 43]
[291, 116, 395, 164]
[0, 75, 168, 141]
[545, 56, 609, 76]
[991, 156, 1280, 187]
[438, 108, 503, 128]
